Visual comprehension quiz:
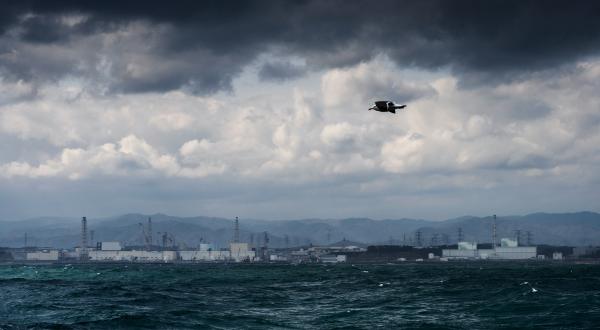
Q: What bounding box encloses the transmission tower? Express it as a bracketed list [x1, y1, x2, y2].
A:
[415, 230, 422, 247]
[431, 233, 439, 246]
[526, 231, 533, 246]
[234, 216, 240, 243]
[514, 229, 522, 246]
[442, 234, 449, 245]
[492, 215, 498, 248]
[262, 231, 269, 261]
[457, 227, 464, 242]
[139, 222, 151, 251]
[159, 232, 168, 249]
[148, 217, 153, 246]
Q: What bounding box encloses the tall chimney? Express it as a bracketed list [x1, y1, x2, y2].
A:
[80, 217, 88, 261]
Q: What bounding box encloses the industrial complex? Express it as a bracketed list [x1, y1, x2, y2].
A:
[441, 216, 538, 260]
[0, 214, 579, 264]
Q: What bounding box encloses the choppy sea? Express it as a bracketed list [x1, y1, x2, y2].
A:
[1, 263, 599, 329]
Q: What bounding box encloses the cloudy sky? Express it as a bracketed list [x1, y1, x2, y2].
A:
[1, 0, 599, 220]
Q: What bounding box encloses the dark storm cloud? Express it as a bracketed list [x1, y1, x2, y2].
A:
[19, 15, 81, 44]
[1, 0, 600, 93]
[258, 61, 306, 82]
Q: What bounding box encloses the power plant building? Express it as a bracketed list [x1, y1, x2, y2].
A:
[26, 250, 59, 261]
[442, 242, 478, 259]
[179, 243, 255, 262]
[443, 238, 537, 260]
[100, 242, 122, 251]
[178, 250, 231, 262]
[88, 250, 177, 262]
[229, 243, 255, 262]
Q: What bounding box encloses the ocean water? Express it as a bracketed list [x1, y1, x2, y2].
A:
[1, 263, 599, 329]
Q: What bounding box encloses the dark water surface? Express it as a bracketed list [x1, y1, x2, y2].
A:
[1, 263, 599, 329]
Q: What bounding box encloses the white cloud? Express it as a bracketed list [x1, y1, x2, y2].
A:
[1, 56, 600, 218]
[179, 139, 215, 158]
[321, 57, 435, 108]
[320, 122, 358, 150]
[380, 134, 426, 173]
[1, 135, 182, 179]
[331, 153, 375, 174]
[148, 112, 194, 131]
[0, 79, 35, 105]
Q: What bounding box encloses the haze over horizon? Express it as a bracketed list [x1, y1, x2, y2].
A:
[2, 211, 600, 248]
[1, 1, 600, 221]
[3, 211, 599, 224]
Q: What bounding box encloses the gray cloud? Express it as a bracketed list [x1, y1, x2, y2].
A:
[1, 1, 600, 94]
[258, 61, 306, 82]
[1, 1, 600, 221]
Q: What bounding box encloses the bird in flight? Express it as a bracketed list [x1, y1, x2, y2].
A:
[368, 101, 407, 114]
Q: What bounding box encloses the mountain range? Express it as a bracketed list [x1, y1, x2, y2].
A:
[0, 212, 599, 249]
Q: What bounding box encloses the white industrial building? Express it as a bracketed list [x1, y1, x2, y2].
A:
[88, 250, 177, 262]
[179, 250, 231, 261]
[491, 246, 537, 259]
[179, 242, 229, 261]
[320, 255, 347, 263]
[269, 254, 288, 262]
[26, 250, 59, 261]
[229, 243, 255, 262]
[442, 242, 479, 259]
[101, 241, 122, 251]
[179, 243, 255, 262]
[443, 238, 537, 260]
[198, 243, 214, 251]
[80, 240, 255, 263]
[87, 241, 175, 262]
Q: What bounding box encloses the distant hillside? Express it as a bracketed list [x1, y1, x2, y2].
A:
[416, 212, 600, 246]
[0, 212, 599, 248]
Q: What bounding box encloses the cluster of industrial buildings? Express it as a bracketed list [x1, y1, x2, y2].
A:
[442, 239, 539, 260]
[2, 215, 579, 264]
[80, 241, 255, 262]
[440, 215, 544, 260]
[18, 241, 365, 263]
